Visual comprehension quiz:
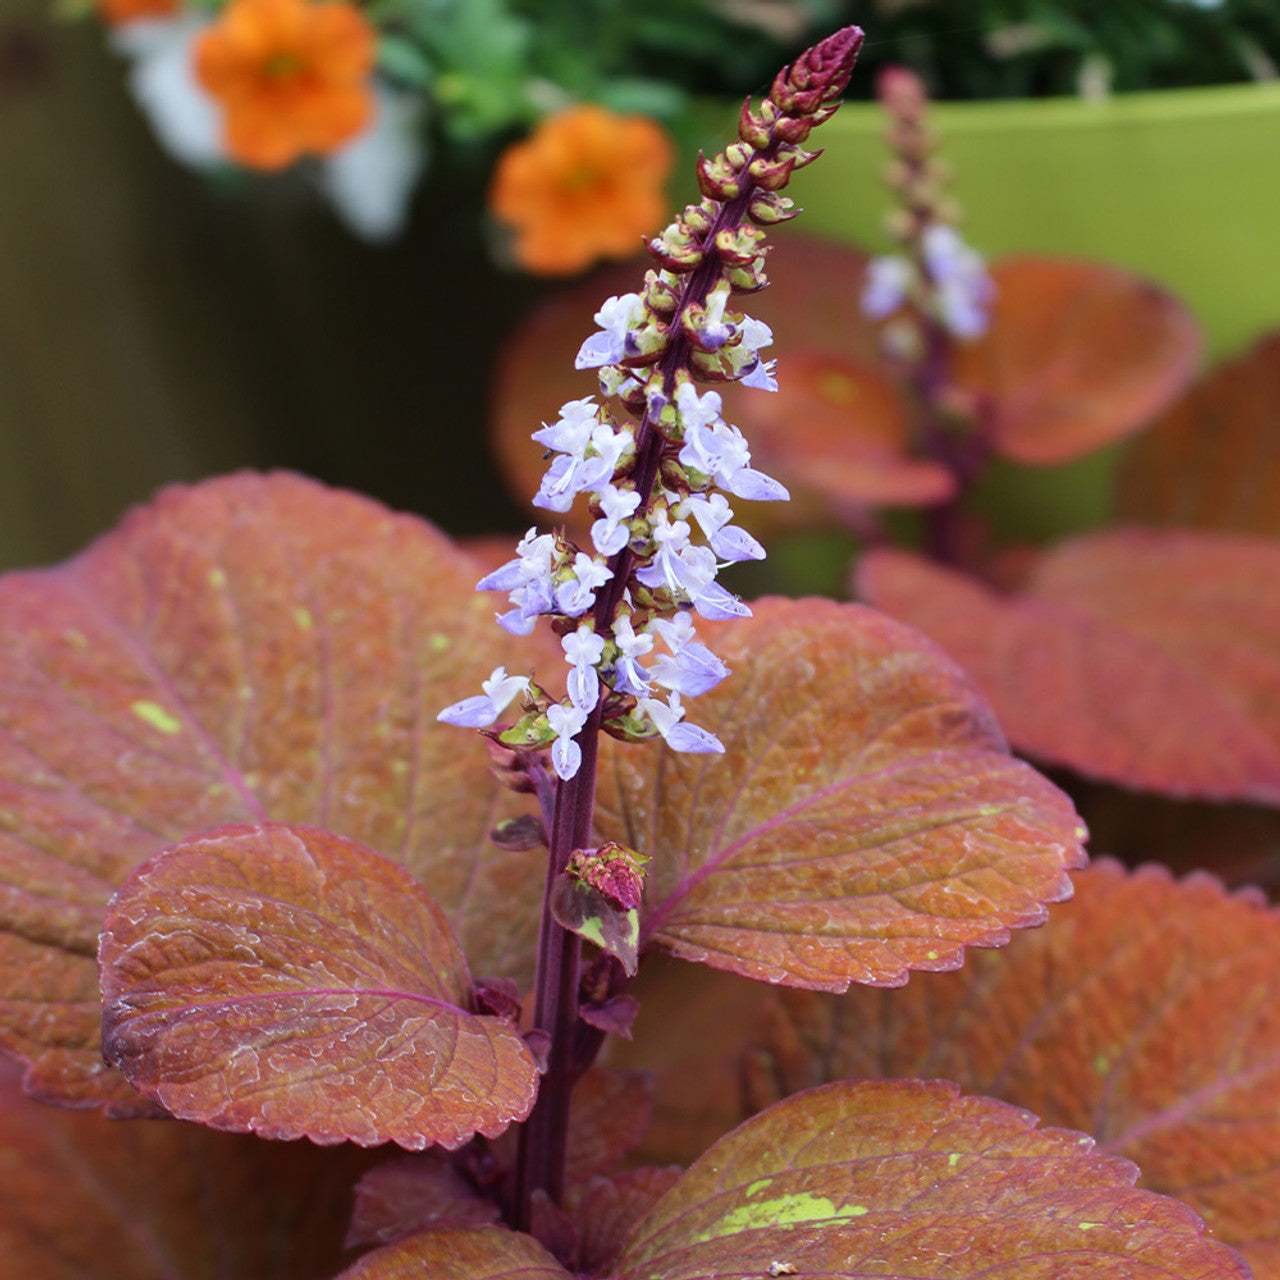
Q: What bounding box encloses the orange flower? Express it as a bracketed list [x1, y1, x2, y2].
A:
[489, 105, 674, 275]
[97, 0, 179, 25]
[194, 0, 376, 171]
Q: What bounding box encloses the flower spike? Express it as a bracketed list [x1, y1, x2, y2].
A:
[448, 26, 864, 783]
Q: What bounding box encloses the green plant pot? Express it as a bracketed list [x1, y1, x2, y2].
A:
[788, 80, 1280, 361]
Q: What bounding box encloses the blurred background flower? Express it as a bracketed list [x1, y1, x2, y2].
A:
[1, 0, 1278, 574]
[488, 105, 673, 274]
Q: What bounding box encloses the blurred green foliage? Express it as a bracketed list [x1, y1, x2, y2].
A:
[838, 0, 1280, 97]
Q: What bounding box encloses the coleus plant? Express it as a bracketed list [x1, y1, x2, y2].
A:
[0, 25, 1272, 1280]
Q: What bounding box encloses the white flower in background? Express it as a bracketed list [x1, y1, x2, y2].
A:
[320, 86, 429, 242]
[112, 16, 222, 168]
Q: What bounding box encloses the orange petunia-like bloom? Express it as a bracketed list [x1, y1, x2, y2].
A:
[97, 0, 179, 26]
[194, 0, 376, 171]
[489, 105, 675, 276]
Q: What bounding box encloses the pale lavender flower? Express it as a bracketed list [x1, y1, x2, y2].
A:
[534, 453, 613, 512]
[636, 692, 724, 755]
[610, 615, 654, 696]
[638, 543, 750, 621]
[675, 383, 724, 433]
[592, 484, 642, 556]
[484, 528, 561, 635]
[531, 397, 601, 455]
[547, 701, 589, 780]
[651, 641, 730, 698]
[437, 667, 530, 727]
[738, 317, 778, 391]
[647, 611, 697, 655]
[682, 493, 766, 563]
[554, 553, 612, 617]
[563, 625, 606, 713]
[575, 293, 646, 369]
[634, 512, 693, 596]
[694, 283, 737, 351]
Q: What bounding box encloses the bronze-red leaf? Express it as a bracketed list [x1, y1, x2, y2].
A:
[0, 472, 554, 1108]
[745, 861, 1280, 1277]
[99, 823, 540, 1148]
[858, 533, 1280, 802]
[1118, 329, 1280, 536]
[954, 256, 1202, 465]
[596, 597, 1087, 991]
[612, 1079, 1248, 1280]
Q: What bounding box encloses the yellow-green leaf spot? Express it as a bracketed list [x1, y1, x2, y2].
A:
[293, 606, 314, 630]
[130, 700, 182, 736]
[207, 568, 227, 589]
[697, 1193, 869, 1241]
[430, 632, 450, 652]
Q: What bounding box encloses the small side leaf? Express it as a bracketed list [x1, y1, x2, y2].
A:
[569, 1167, 682, 1277]
[347, 1154, 502, 1247]
[99, 823, 540, 1149]
[613, 1080, 1249, 1280]
[858, 534, 1280, 803]
[954, 256, 1202, 465]
[334, 1226, 572, 1280]
[596, 598, 1087, 991]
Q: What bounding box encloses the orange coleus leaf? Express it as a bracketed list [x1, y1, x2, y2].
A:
[952, 256, 1202, 465]
[1118, 329, 1280, 537]
[347, 1153, 503, 1248]
[857, 532, 1280, 803]
[0, 1056, 370, 1278]
[0, 473, 554, 1110]
[195, 0, 376, 170]
[489, 105, 674, 276]
[596, 597, 1087, 991]
[613, 1081, 1248, 1280]
[745, 861, 1280, 1278]
[99, 823, 540, 1148]
[336, 1082, 1248, 1280]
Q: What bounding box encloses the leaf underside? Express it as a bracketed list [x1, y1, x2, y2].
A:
[596, 596, 1087, 991]
[747, 860, 1280, 1278]
[99, 823, 539, 1148]
[0, 472, 555, 1109]
[858, 532, 1280, 803]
